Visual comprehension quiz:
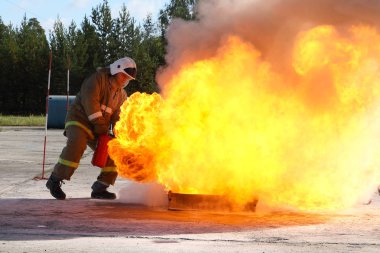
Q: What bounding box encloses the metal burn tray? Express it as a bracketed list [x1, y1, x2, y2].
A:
[168, 191, 258, 212]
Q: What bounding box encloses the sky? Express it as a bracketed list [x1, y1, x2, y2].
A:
[0, 0, 170, 34]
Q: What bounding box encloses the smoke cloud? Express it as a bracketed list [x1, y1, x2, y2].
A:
[118, 182, 168, 207]
[157, 0, 380, 87]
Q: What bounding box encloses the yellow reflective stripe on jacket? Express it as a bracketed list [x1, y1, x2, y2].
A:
[58, 157, 79, 169]
[88, 111, 102, 121]
[101, 167, 117, 173]
[65, 121, 95, 140]
[101, 104, 113, 114]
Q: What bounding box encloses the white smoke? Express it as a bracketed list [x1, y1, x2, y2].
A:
[118, 181, 168, 207]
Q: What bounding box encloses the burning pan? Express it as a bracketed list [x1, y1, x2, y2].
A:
[168, 191, 258, 212]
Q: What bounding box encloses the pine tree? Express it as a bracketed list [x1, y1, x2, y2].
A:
[158, 0, 198, 38]
[0, 0, 202, 114]
[0, 19, 19, 114]
[91, 0, 114, 64]
[49, 18, 67, 95]
[132, 14, 165, 94]
[113, 4, 140, 59]
[80, 15, 101, 75]
[16, 17, 49, 114]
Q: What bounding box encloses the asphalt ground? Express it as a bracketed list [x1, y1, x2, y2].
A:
[0, 127, 379, 253]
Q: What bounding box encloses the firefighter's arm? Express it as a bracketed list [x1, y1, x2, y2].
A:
[110, 110, 120, 126]
[81, 73, 109, 135]
[110, 90, 127, 126]
[92, 117, 109, 135]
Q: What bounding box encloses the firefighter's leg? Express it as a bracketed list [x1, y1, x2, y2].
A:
[98, 157, 118, 185]
[47, 126, 89, 200]
[52, 125, 89, 180]
[91, 157, 118, 199]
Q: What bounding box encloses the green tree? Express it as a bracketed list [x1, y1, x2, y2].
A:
[0, 19, 19, 114]
[49, 19, 93, 96]
[0, 0, 194, 115]
[91, 0, 114, 64]
[65, 21, 91, 95]
[49, 18, 67, 95]
[79, 15, 101, 74]
[16, 17, 49, 114]
[158, 0, 198, 38]
[131, 14, 165, 94]
[113, 4, 141, 59]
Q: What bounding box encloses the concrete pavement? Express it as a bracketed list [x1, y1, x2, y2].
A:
[0, 127, 379, 252]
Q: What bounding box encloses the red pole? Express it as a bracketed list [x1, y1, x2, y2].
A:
[35, 50, 52, 180]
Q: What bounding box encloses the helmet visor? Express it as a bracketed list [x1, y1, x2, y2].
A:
[124, 67, 136, 79]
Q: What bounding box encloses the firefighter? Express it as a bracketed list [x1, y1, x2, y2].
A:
[46, 57, 137, 200]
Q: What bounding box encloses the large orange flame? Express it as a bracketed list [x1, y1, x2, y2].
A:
[109, 25, 380, 211]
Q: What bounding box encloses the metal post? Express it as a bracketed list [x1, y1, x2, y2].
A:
[34, 50, 52, 180]
[66, 57, 71, 111]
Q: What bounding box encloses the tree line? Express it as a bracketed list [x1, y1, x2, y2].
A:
[0, 0, 197, 115]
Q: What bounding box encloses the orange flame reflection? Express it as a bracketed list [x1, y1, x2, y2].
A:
[109, 25, 380, 211]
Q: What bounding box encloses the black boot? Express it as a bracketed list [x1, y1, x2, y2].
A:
[46, 175, 66, 200]
[91, 181, 116, 200]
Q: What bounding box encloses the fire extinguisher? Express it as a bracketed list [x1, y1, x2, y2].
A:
[92, 132, 113, 167]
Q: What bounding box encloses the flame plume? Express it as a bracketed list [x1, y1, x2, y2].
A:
[109, 25, 380, 211]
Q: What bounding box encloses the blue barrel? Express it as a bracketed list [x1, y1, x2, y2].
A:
[47, 95, 76, 129]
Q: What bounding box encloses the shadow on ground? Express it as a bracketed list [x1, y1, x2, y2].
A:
[0, 198, 332, 241]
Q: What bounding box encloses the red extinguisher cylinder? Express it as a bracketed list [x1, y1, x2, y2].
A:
[92, 134, 112, 167]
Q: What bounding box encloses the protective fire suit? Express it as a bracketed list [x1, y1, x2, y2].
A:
[52, 67, 127, 186]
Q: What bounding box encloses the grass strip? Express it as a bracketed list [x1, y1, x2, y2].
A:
[0, 115, 45, 126]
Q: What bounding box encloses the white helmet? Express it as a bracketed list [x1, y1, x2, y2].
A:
[110, 57, 137, 79]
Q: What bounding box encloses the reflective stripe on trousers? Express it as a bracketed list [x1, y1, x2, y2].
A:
[53, 124, 118, 185]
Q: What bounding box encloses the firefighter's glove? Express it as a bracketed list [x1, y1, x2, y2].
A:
[91, 117, 109, 135]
